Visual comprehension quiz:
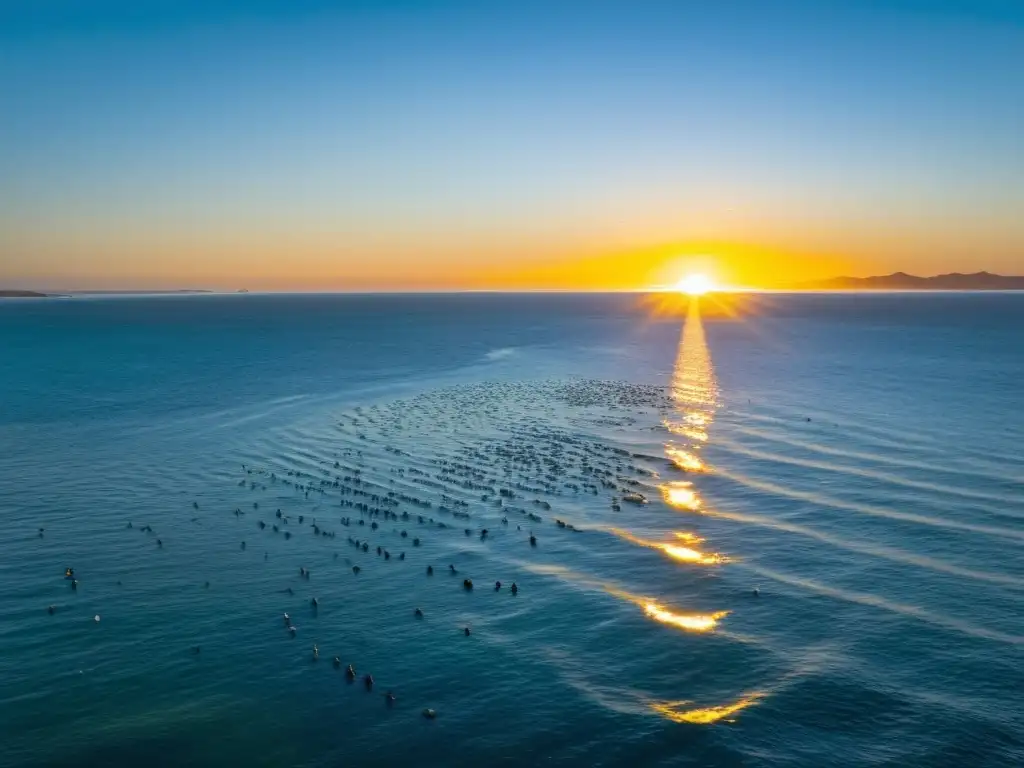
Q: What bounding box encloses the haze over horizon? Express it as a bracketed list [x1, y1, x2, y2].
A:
[2, 0, 1022, 291]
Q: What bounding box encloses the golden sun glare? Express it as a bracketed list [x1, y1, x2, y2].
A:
[676, 273, 714, 295]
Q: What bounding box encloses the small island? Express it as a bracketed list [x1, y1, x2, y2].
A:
[798, 271, 1024, 291]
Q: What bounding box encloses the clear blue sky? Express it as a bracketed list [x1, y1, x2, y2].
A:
[2, 0, 1021, 289]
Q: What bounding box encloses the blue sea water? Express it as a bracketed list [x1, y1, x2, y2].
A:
[1, 292, 1022, 767]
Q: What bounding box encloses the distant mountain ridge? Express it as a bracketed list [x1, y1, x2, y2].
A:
[799, 271, 1024, 291]
[0, 289, 212, 297]
[0, 290, 51, 298]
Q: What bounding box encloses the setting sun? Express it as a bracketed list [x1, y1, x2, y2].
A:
[677, 274, 714, 295]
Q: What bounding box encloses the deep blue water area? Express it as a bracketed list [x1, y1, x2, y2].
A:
[1, 293, 1021, 767]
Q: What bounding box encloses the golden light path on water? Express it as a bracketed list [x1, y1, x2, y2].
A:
[648, 296, 769, 725]
[642, 603, 731, 632]
[651, 692, 766, 724]
[662, 298, 719, 496]
[665, 445, 707, 472]
[520, 563, 729, 633]
[660, 481, 703, 511]
[611, 528, 731, 565]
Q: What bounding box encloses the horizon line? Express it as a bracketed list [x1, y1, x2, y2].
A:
[7, 287, 1024, 297]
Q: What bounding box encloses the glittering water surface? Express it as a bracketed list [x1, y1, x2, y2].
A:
[1, 293, 1022, 767]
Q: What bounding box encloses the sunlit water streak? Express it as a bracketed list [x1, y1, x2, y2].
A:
[664, 300, 719, 466]
[740, 564, 1024, 646]
[715, 467, 1024, 542]
[725, 421, 1024, 490]
[699, 507, 1022, 588]
[660, 481, 704, 511]
[714, 434, 1024, 513]
[610, 528, 730, 565]
[651, 691, 765, 724]
[518, 562, 729, 633]
[659, 299, 721, 523]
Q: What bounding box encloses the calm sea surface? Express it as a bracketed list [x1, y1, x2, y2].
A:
[1, 293, 1022, 767]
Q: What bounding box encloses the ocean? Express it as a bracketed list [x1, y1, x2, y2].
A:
[1, 292, 1021, 767]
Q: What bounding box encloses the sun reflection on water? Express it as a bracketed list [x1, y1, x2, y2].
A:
[663, 298, 718, 513]
[611, 528, 730, 565]
[665, 445, 707, 472]
[651, 692, 765, 724]
[643, 603, 729, 632]
[673, 531, 703, 543]
[661, 544, 729, 565]
[661, 481, 703, 511]
[518, 562, 728, 634]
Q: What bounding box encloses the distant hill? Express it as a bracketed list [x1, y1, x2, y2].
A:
[2, 288, 216, 298]
[799, 271, 1024, 291]
[0, 289, 50, 298]
[60, 289, 214, 295]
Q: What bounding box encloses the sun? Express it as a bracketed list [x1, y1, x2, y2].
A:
[676, 273, 714, 295]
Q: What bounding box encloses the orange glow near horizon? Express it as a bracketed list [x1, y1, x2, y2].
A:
[4, 230, 869, 292]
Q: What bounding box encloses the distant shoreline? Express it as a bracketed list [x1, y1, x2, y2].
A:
[794, 271, 1024, 291]
[3, 279, 1024, 296]
[0, 289, 214, 298]
[0, 290, 53, 298]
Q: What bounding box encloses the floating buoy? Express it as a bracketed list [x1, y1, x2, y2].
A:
[93, 615, 100, 622]
[422, 708, 437, 719]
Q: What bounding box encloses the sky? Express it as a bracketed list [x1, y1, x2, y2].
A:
[1, 0, 1022, 291]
